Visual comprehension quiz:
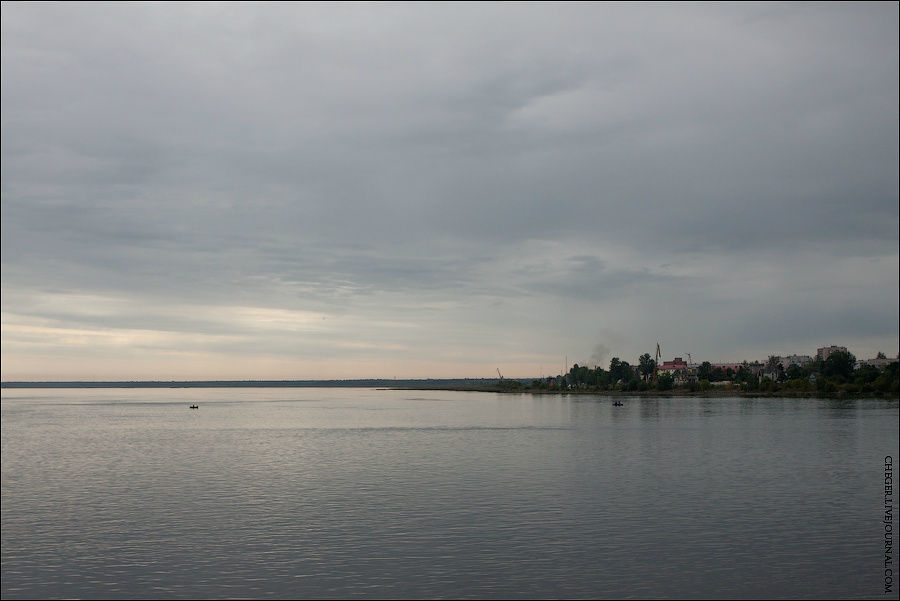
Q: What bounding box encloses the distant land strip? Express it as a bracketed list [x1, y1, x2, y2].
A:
[2, 380, 897, 399]
[0, 379, 516, 389]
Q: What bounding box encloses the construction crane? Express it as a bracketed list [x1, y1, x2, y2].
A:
[496, 368, 503, 381]
[654, 342, 661, 384]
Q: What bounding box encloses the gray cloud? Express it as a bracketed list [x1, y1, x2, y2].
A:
[2, 3, 897, 378]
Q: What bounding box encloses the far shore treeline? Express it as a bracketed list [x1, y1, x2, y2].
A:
[514, 349, 899, 397]
[2, 350, 898, 398]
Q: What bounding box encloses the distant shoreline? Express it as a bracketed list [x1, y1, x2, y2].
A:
[0, 379, 506, 389]
[391, 385, 899, 399]
[2, 380, 896, 399]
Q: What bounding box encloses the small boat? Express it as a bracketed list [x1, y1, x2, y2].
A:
[189, 404, 198, 409]
[613, 401, 624, 406]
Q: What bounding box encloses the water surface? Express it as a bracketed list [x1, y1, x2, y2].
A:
[2, 388, 897, 599]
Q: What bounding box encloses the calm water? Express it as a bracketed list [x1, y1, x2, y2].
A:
[2, 388, 897, 599]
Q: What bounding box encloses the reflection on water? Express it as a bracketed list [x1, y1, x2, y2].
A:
[2, 388, 897, 599]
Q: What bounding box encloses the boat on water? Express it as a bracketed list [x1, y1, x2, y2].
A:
[189, 404, 198, 409]
[613, 401, 624, 406]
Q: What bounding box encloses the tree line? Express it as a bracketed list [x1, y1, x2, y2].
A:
[517, 349, 899, 396]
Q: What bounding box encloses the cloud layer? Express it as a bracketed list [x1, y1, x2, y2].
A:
[2, 3, 898, 379]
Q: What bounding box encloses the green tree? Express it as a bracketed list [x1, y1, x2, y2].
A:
[710, 366, 727, 382]
[822, 350, 856, 381]
[595, 367, 612, 389]
[875, 362, 900, 394]
[656, 373, 674, 391]
[785, 363, 805, 380]
[609, 357, 635, 386]
[698, 361, 713, 381]
[638, 353, 656, 381]
[609, 357, 621, 380]
[619, 361, 634, 383]
[736, 364, 759, 390]
[854, 364, 880, 384]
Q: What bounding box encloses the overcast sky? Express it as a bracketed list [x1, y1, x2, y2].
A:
[2, 2, 898, 380]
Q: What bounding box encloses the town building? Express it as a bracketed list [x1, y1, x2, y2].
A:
[860, 354, 899, 370]
[817, 346, 848, 361]
[779, 355, 813, 369]
[657, 357, 690, 375]
[657, 357, 697, 384]
[709, 362, 766, 377]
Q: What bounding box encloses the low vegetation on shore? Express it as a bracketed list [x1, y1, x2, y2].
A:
[491, 350, 900, 398]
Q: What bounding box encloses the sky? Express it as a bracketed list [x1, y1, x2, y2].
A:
[2, 2, 898, 381]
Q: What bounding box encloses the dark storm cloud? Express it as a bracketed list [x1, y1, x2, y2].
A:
[2, 3, 897, 377]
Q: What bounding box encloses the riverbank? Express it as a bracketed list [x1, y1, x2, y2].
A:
[387, 383, 899, 399]
[2, 380, 895, 399]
